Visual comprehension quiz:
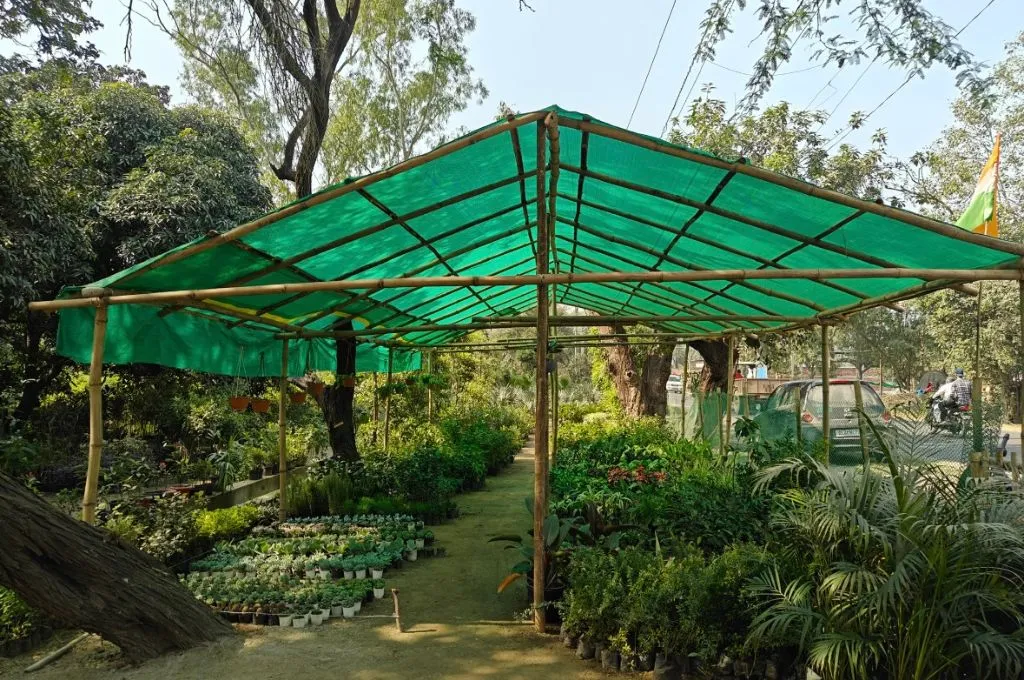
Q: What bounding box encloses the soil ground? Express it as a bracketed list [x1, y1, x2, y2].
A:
[1, 438, 610, 679]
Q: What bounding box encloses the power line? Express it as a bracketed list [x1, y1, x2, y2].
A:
[627, 0, 679, 128]
[823, 0, 999, 151]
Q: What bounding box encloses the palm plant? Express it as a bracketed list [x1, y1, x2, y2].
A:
[747, 424, 1024, 680]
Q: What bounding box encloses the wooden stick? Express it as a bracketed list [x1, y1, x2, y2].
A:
[384, 349, 393, 453]
[476, 314, 802, 325]
[560, 116, 1024, 258]
[547, 111, 561, 274]
[821, 325, 831, 465]
[23, 632, 91, 673]
[508, 122, 538, 258]
[278, 341, 289, 521]
[82, 306, 108, 524]
[427, 351, 434, 423]
[533, 116, 550, 634]
[1017, 280, 1023, 483]
[111, 111, 549, 288]
[372, 372, 379, 446]
[391, 589, 402, 633]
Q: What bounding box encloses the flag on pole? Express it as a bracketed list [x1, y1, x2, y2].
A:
[956, 135, 1000, 238]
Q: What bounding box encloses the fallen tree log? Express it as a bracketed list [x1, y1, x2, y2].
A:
[0, 473, 232, 662]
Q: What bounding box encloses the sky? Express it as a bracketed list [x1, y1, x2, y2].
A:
[90, 0, 1022, 162]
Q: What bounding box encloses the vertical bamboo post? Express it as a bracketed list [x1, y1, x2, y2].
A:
[973, 283, 984, 455]
[372, 372, 379, 446]
[853, 379, 869, 469]
[680, 344, 689, 439]
[550, 284, 559, 464]
[1016, 280, 1023, 482]
[82, 305, 108, 524]
[724, 336, 736, 452]
[821, 324, 831, 465]
[742, 373, 750, 418]
[532, 116, 550, 633]
[795, 383, 803, 450]
[878, 359, 884, 396]
[384, 349, 394, 453]
[426, 351, 434, 423]
[278, 340, 289, 522]
[716, 388, 724, 455]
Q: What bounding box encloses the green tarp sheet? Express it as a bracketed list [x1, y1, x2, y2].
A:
[53, 106, 1020, 377]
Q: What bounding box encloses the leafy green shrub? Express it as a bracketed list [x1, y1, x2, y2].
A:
[196, 504, 262, 540]
[0, 588, 44, 643]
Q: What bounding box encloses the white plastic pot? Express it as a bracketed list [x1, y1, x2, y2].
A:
[317, 570, 329, 581]
[320, 607, 330, 619]
[406, 549, 418, 561]
[293, 615, 307, 628]
[355, 569, 367, 579]
[342, 606, 356, 618]
[407, 523, 415, 531]
[331, 605, 343, 617]
[371, 568, 384, 579]
[310, 613, 323, 626]
[343, 570, 354, 580]
[353, 600, 362, 613]
[278, 615, 293, 627]
[304, 569, 316, 579]
[374, 588, 385, 600]
[415, 538, 425, 549]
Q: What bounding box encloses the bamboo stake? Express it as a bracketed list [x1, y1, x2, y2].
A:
[560, 116, 1024, 258]
[973, 283, 984, 455]
[742, 372, 750, 419]
[533, 117, 550, 634]
[391, 589, 402, 633]
[427, 351, 434, 423]
[716, 388, 724, 455]
[1017, 280, 1023, 483]
[821, 325, 831, 465]
[384, 349, 394, 454]
[32, 268, 1023, 312]
[476, 314, 803, 324]
[82, 305, 108, 524]
[681, 344, 689, 439]
[372, 372, 379, 446]
[508, 122, 538, 258]
[724, 337, 736, 453]
[853, 379, 870, 469]
[278, 340, 289, 522]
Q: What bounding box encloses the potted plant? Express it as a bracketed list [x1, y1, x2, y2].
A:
[309, 609, 323, 626]
[303, 559, 316, 580]
[228, 395, 250, 412]
[342, 597, 357, 618]
[405, 539, 418, 562]
[373, 579, 386, 600]
[292, 607, 308, 628]
[278, 606, 293, 628]
[342, 557, 355, 580]
[319, 601, 331, 620]
[370, 555, 385, 580]
[289, 389, 306, 404]
[354, 556, 367, 580]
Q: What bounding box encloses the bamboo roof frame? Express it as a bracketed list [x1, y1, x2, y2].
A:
[31, 105, 1024, 366]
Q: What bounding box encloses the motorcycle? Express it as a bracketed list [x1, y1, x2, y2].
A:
[925, 395, 970, 435]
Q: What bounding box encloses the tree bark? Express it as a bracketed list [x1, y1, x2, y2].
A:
[599, 324, 675, 418]
[689, 339, 731, 393]
[322, 320, 358, 460]
[0, 473, 232, 662]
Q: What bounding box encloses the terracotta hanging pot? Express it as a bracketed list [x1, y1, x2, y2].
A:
[341, 376, 357, 388]
[229, 396, 250, 412]
[310, 382, 325, 399]
[289, 391, 307, 404]
[251, 398, 271, 413]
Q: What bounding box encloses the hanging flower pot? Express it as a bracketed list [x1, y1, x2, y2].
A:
[229, 396, 250, 412]
[289, 391, 306, 404]
[251, 398, 271, 413]
[341, 375, 357, 388]
[310, 382, 325, 399]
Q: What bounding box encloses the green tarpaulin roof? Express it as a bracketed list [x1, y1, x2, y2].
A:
[52, 106, 1022, 377]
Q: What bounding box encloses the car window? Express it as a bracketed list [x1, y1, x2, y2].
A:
[767, 385, 798, 412]
[805, 383, 884, 416]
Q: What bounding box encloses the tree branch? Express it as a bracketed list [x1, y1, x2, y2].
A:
[271, 107, 309, 181]
[243, 0, 311, 87]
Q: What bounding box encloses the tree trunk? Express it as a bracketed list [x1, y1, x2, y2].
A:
[600, 324, 675, 418]
[689, 339, 732, 393]
[12, 312, 63, 424]
[0, 473, 232, 662]
[322, 321, 358, 461]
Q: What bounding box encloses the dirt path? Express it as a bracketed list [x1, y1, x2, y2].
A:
[1, 439, 608, 679]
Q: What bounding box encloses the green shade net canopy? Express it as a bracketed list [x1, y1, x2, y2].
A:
[51, 106, 1022, 378]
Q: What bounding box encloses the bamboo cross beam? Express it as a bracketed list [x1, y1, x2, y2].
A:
[31, 267, 1024, 313]
[473, 314, 804, 325]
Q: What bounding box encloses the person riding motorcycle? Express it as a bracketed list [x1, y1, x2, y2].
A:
[932, 369, 971, 424]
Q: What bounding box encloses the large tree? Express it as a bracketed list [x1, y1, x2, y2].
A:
[0, 61, 271, 427]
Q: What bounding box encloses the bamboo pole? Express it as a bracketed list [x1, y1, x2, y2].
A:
[533, 117, 550, 633]
[821, 325, 831, 465]
[973, 284, 984, 454]
[509, 122, 538, 258]
[32, 268, 1023, 313]
[795, 383, 803, 450]
[716, 389, 724, 454]
[559, 116, 1024, 258]
[1017, 280, 1023, 483]
[742, 372, 750, 419]
[278, 340, 289, 522]
[82, 305, 108, 524]
[427, 351, 434, 423]
[475, 314, 803, 324]
[681, 344, 689, 439]
[724, 337, 736, 453]
[384, 349, 394, 453]
[853, 379, 870, 469]
[372, 372, 379, 446]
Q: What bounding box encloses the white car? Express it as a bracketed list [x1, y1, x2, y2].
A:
[666, 375, 682, 393]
